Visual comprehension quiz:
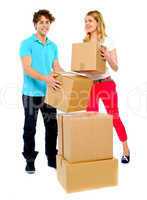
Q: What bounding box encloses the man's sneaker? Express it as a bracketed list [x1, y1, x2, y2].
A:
[25, 161, 35, 174]
[121, 152, 130, 164]
[47, 158, 56, 169]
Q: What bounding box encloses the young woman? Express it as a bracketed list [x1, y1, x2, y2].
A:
[83, 10, 130, 163]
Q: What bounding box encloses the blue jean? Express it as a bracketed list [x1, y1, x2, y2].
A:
[22, 95, 58, 161]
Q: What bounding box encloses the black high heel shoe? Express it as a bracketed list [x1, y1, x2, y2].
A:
[121, 152, 130, 164]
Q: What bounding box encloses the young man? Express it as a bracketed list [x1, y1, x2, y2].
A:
[19, 10, 63, 174]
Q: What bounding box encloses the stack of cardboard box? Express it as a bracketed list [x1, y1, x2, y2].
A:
[45, 42, 118, 192]
[45, 42, 106, 111]
[57, 112, 118, 193]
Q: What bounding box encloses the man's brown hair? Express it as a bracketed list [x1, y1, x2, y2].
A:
[33, 9, 55, 24]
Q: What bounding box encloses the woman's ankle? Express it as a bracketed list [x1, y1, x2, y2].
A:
[122, 141, 129, 155]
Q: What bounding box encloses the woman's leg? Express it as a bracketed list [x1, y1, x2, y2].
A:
[99, 81, 129, 155]
[86, 83, 100, 112]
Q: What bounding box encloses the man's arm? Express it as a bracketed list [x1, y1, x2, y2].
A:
[52, 59, 64, 73]
[21, 56, 61, 89]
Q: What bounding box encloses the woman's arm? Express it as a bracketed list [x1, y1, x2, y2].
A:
[100, 46, 118, 71]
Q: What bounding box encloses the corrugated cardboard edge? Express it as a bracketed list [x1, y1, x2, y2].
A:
[62, 112, 113, 163]
[67, 75, 92, 112]
[57, 112, 113, 158]
[71, 42, 97, 71]
[57, 155, 119, 193]
[56, 72, 92, 112]
[71, 42, 106, 73]
[57, 114, 64, 156]
[56, 155, 68, 191]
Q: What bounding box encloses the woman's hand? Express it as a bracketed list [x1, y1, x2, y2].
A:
[99, 45, 110, 61]
[99, 46, 118, 71]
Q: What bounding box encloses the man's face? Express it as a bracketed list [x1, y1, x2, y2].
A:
[35, 15, 51, 36]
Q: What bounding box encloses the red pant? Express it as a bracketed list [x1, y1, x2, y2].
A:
[87, 80, 127, 142]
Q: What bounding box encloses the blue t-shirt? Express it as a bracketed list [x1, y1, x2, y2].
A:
[19, 34, 58, 96]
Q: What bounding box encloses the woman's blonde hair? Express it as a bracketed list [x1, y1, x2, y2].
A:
[83, 10, 107, 42]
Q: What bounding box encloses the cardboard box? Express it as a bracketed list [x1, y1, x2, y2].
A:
[57, 155, 118, 193]
[44, 72, 93, 112]
[71, 42, 106, 72]
[58, 112, 113, 162]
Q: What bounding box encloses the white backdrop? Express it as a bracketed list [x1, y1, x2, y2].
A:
[0, 0, 146, 199]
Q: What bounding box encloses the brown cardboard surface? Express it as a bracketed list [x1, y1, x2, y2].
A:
[57, 155, 118, 193]
[44, 72, 93, 112]
[71, 42, 106, 72]
[58, 112, 113, 162]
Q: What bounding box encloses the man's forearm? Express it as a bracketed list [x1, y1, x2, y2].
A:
[53, 60, 65, 72]
[53, 65, 64, 73]
[24, 66, 47, 81]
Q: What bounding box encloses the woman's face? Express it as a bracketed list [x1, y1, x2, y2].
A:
[84, 15, 98, 34]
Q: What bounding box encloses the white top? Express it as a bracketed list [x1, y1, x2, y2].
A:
[80, 37, 115, 80]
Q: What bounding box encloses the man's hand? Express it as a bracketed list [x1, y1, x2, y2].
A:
[44, 74, 61, 90]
